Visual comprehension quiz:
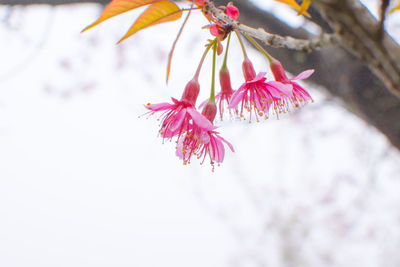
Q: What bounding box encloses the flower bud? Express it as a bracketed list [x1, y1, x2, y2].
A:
[181, 79, 200, 106]
[219, 67, 233, 94]
[226, 2, 239, 20]
[201, 101, 217, 123]
[194, 0, 205, 6]
[270, 58, 289, 82]
[242, 58, 256, 81]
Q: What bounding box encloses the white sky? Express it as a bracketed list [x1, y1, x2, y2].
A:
[1, 1, 400, 267]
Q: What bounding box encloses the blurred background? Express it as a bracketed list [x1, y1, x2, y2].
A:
[1, 0, 400, 266]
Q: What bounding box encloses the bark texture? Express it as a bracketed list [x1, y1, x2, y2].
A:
[2, 0, 400, 149]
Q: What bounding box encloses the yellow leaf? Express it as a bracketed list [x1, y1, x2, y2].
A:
[274, 0, 311, 17]
[298, 0, 311, 16]
[82, 0, 162, 32]
[118, 1, 182, 43]
[390, 1, 400, 13]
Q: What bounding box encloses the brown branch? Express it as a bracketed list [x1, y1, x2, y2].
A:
[205, 1, 338, 52]
[312, 0, 400, 99]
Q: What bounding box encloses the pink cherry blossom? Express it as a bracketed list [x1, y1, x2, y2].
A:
[176, 101, 234, 169]
[270, 58, 314, 107]
[228, 59, 292, 121]
[176, 129, 234, 169]
[146, 79, 214, 140]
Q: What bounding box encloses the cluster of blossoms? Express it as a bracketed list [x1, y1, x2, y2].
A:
[145, 1, 314, 169]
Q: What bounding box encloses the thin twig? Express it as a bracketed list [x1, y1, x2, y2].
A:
[204, 0, 338, 52]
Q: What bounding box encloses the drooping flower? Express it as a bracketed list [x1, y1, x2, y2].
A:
[216, 67, 236, 120]
[146, 78, 214, 140]
[177, 101, 234, 169]
[228, 58, 292, 121]
[269, 58, 314, 107]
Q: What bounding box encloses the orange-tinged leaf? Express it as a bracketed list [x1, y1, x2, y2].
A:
[390, 1, 400, 14]
[298, 0, 311, 16]
[274, 0, 311, 17]
[82, 0, 162, 32]
[118, 0, 182, 43]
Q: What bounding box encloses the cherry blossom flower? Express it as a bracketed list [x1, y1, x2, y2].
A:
[228, 58, 292, 121]
[176, 101, 234, 169]
[270, 58, 314, 107]
[146, 79, 214, 140]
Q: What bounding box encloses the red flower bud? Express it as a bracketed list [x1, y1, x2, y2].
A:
[226, 2, 239, 20]
[181, 79, 200, 106]
[270, 58, 289, 83]
[201, 101, 217, 123]
[219, 67, 233, 94]
[242, 58, 256, 81]
[194, 0, 205, 6]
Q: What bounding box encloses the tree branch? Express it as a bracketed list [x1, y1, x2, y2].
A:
[205, 1, 338, 52]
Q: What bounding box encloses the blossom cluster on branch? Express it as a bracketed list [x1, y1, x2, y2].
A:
[83, 0, 315, 170]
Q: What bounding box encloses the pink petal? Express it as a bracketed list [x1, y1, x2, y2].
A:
[199, 130, 211, 144]
[249, 72, 267, 83]
[267, 81, 293, 98]
[221, 137, 235, 152]
[213, 132, 235, 152]
[168, 109, 187, 133]
[175, 137, 185, 159]
[171, 97, 181, 104]
[228, 88, 245, 108]
[291, 69, 314, 80]
[214, 138, 225, 163]
[187, 107, 215, 131]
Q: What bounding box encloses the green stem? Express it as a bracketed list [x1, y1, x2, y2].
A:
[194, 39, 217, 80]
[210, 41, 217, 102]
[243, 33, 272, 62]
[221, 32, 231, 70]
[235, 31, 248, 59]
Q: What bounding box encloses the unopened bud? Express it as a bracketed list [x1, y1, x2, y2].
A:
[270, 58, 289, 82]
[242, 58, 256, 81]
[201, 101, 217, 123]
[181, 79, 200, 106]
[219, 67, 233, 94]
[226, 2, 239, 20]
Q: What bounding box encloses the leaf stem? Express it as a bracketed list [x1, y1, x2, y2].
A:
[235, 31, 248, 59]
[194, 39, 217, 81]
[221, 32, 231, 70]
[210, 41, 217, 102]
[243, 33, 272, 62]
